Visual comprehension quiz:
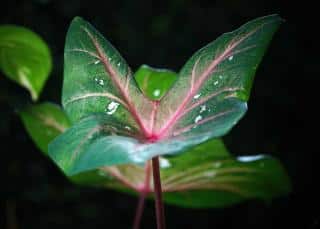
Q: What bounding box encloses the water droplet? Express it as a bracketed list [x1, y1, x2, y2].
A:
[99, 79, 104, 85]
[200, 105, 206, 113]
[194, 115, 202, 123]
[228, 55, 233, 61]
[117, 62, 121, 67]
[106, 101, 120, 115]
[94, 60, 100, 65]
[214, 80, 219, 85]
[153, 89, 161, 97]
[159, 157, 171, 169]
[108, 57, 112, 61]
[193, 93, 201, 99]
[219, 75, 223, 79]
[94, 78, 98, 82]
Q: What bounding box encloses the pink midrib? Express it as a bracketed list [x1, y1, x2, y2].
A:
[87, 30, 151, 137]
[155, 27, 260, 139]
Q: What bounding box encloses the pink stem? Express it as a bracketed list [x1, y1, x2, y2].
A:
[152, 156, 166, 229]
[132, 161, 151, 229]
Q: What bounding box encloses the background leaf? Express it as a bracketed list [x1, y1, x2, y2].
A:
[134, 65, 177, 100]
[0, 25, 52, 100]
[19, 103, 70, 154]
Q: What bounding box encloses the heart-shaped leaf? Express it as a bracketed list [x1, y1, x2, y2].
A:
[0, 25, 52, 100]
[19, 103, 71, 154]
[50, 15, 283, 174]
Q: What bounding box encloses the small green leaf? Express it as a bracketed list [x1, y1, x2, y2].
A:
[134, 65, 177, 100]
[19, 103, 70, 154]
[0, 25, 52, 100]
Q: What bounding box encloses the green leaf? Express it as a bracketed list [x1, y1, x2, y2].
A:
[51, 15, 283, 173]
[65, 137, 291, 208]
[19, 103, 71, 154]
[134, 65, 177, 100]
[62, 16, 153, 129]
[162, 154, 291, 208]
[0, 25, 52, 100]
[154, 14, 283, 142]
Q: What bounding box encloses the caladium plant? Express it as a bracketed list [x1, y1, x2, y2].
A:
[49, 14, 283, 174]
[35, 14, 290, 229]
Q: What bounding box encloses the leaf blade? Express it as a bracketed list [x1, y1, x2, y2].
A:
[155, 15, 283, 142]
[19, 103, 71, 154]
[0, 25, 52, 100]
[63, 17, 153, 136]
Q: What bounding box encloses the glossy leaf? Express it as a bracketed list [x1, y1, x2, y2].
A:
[0, 25, 52, 100]
[62, 16, 153, 137]
[70, 139, 290, 208]
[19, 103, 70, 154]
[154, 14, 283, 141]
[134, 65, 177, 100]
[50, 15, 283, 173]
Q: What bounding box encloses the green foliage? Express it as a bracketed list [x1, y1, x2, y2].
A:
[8, 15, 290, 209]
[134, 65, 177, 100]
[19, 103, 70, 154]
[0, 25, 52, 100]
[49, 15, 283, 176]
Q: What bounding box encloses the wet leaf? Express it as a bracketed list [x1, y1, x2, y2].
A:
[50, 15, 283, 173]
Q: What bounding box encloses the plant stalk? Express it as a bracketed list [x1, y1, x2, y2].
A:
[152, 156, 166, 229]
[132, 161, 151, 229]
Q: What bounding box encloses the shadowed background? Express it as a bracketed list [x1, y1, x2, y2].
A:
[1, 0, 318, 228]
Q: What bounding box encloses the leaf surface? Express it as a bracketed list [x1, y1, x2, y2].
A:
[62, 17, 153, 137]
[50, 15, 283, 175]
[134, 65, 177, 100]
[19, 103, 70, 154]
[155, 15, 283, 142]
[0, 25, 52, 100]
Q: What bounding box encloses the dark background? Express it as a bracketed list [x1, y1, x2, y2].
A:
[1, 0, 318, 228]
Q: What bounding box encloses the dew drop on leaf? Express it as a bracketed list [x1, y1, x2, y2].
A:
[194, 115, 202, 123]
[193, 93, 201, 99]
[214, 80, 219, 85]
[153, 89, 161, 97]
[94, 60, 100, 65]
[106, 101, 120, 115]
[99, 79, 104, 85]
[200, 105, 206, 113]
[228, 55, 233, 61]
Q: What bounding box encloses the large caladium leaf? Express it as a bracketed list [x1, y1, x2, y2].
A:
[49, 15, 283, 176]
[0, 25, 52, 100]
